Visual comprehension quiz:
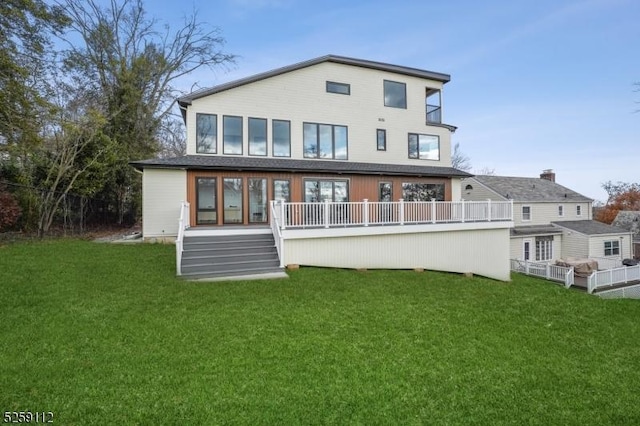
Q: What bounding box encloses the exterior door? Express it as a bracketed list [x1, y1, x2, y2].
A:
[523, 239, 532, 261]
[223, 178, 243, 224]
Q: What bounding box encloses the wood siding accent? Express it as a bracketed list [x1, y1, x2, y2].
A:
[187, 170, 452, 226]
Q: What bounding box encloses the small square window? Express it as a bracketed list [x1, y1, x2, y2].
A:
[326, 81, 350, 95]
[377, 129, 386, 151]
[384, 80, 406, 108]
[604, 240, 620, 256]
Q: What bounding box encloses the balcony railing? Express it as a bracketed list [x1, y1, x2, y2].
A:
[271, 199, 513, 230]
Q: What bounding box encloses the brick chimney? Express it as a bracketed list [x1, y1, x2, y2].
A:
[540, 169, 556, 182]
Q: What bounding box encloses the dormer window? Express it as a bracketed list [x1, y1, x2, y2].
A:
[426, 88, 441, 124]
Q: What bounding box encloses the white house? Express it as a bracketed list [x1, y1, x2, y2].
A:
[132, 55, 514, 280]
[462, 171, 632, 265]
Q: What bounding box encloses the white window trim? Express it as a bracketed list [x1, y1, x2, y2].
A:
[576, 205, 582, 216]
[522, 205, 532, 222]
[604, 240, 620, 257]
[558, 204, 564, 217]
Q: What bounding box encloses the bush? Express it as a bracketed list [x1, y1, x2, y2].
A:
[0, 183, 21, 230]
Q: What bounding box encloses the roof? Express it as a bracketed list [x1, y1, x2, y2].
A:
[510, 225, 563, 237]
[551, 220, 629, 236]
[470, 175, 592, 203]
[612, 211, 640, 235]
[130, 155, 472, 178]
[178, 55, 451, 106]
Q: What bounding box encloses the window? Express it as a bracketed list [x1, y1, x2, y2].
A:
[522, 206, 531, 221]
[196, 113, 216, 153]
[326, 81, 350, 95]
[303, 123, 348, 159]
[223, 178, 243, 223]
[604, 240, 620, 256]
[248, 178, 267, 223]
[465, 184, 473, 191]
[273, 120, 291, 157]
[248, 118, 267, 156]
[576, 205, 582, 216]
[384, 80, 406, 108]
[379, 182, 392, 201]
[558, 205, 564, 217]
[273, 180, 290, 202]
[401, 183, 445, 201]
[377, 129, 386, 151]
[196, 177, 217, 225]
[426, 89, 442, 123]
[223, 116, 242, 155]
[535, 236, 553, 261]
[408, 133, 439, 160]
[304, 180, 349, 202]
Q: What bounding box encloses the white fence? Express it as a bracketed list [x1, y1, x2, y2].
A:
[510, 259, 574, 288]
[269, 201, 284, 268]
[273, 199, 513, 229]
[590, 256, 623, 270]
[175, 201, 190, 276]
[587, 265, 640, 294]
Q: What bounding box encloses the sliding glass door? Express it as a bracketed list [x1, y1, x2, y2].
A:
[223, 178, 243, 224]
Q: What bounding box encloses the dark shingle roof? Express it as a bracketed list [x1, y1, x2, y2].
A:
[178, 55, 450, 106]
[552, 220, 629, 236]
[130, 155, 472, 178]
[510, 225, 563, 237]
[472, 175, 592, 202]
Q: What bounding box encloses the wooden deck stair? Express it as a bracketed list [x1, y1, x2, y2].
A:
[180, 232, 284, 280]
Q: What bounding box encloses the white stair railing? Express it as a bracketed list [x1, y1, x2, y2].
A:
[176, 201, 190, 276]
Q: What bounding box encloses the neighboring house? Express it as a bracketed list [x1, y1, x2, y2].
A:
[612, 211, 640, 259]
[462, 170, 632, 264]
[131, 55, 514, 280]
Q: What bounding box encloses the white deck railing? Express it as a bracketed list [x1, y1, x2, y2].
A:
[510, 259, 574, 288]
[587, 264, 640, 294]
[269, 201, 285, 268]
[272, 199, 512, 229]
[176, 201, 190, 276]
[590, 256, 623, 270]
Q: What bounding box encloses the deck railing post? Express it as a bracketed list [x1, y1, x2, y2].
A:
[324, 199, 330, 228]
[461, 199, 465, 223]
[431, 198, 436, 224]
[525, 260, 529, 275]
[363, 199, 369, 226]
[280, 200, 286, 230]
[399, 199, 405, 225]
[487, 199, 492, 222]
[546, 263, 550, 280]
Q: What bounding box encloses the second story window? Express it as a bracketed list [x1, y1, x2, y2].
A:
[558, 205, 564, 217]
[272, 120, 291, 157]
[377, 129, 386, 151]
[196, 113, 216, 154]
[384, 80, 406, 109]
[326, 81, 350, 95]
[248, 118, 267, 156]
[303, 123, 348, 160]
[577, 205, 582, 216]
[426, 88, 442, 124]
[223, 116, 242, 155]
[522, 206, 531, 221]
[408, 133, 439, 161]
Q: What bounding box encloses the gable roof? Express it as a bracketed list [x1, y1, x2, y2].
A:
[177, 55, 451, 106]
[612, 211, 640, 235]
[130, 155, 472, 178]
[470, 175, 592, 203]
[552, 220, 629, 236]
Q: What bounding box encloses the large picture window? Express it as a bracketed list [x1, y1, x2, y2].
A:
[401, 183, 445, 201]
[273, 180, 290, 202]
[408, 133, 439, 160]
[196, 113, 216, 153]
[273, 120, 291, 157]
[248, 118, 267, 156]
[303, 123, 348, 160]
[384, 80, 406, 108]
[223, 116, 243, 155]
[248, 178, 267, 223]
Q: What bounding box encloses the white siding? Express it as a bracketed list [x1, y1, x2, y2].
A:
[186, 62, 452, 167]
[283, 227, 511, 281]
[142, 169, 187, 241]
[512, 202, 591, 227]
[461, 179, 504, 201]
[560, 231, 589, 259]
[588, 234, 633, 259]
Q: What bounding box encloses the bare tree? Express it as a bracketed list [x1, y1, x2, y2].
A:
[473, 167, 496, 176]
[451, 142, 472, 172]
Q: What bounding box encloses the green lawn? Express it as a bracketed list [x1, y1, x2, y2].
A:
[1, 240, 639, 425]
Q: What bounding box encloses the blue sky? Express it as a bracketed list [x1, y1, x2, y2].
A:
[148, 0, 639, 202]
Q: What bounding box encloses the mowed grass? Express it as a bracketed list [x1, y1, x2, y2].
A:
[1, 240, 640, 425]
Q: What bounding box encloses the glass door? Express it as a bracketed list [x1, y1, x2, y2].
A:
[223, 178, 243, 224]
[196, 177, 217, 225]
[248, 178, 267, 223]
